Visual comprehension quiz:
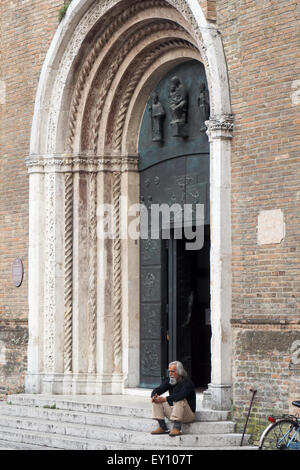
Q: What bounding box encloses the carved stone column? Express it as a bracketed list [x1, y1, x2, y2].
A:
[43, 168, 68, 393]
[25, 156, 72, 394]
[71, 157, 99, 394]
[62, 170, 74, 393]
[112, 169, 122, 385]
[25, 160, 45, 393]
[204, 115, 234, 410]
[87, 171, 98, 379]
[95, 155, 139, 393]
[25, 155, 101, 394]
[119, 156, 140, 388]
[95, 157, 124, 394]
[95, 160, 115, 393]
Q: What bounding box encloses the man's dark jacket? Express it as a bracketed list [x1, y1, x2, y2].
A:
[151, 377, 196, 412]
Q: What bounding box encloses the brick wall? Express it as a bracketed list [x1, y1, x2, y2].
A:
[0, 0, 63, 396]
[199, 0, 216, 21]
[216, 0, 300, 440]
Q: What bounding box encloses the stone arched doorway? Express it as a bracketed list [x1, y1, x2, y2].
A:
[26, 0, 234, 410]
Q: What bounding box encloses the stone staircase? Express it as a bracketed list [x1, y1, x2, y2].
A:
[0, 393, 257, 450]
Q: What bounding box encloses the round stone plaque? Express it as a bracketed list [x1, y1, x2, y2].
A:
[12, 257, 24, 287]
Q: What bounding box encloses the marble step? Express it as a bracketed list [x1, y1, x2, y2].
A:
[0, 411, 247, 448]
[0, 402, 235, 435]
[7, 394, 230, 422]
[0, 438, 59, 450]
[0, 394, 257, 450]
[0, 425, 254, 450]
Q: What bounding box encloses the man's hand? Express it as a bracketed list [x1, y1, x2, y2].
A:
[151, 394, 158, 403]
[152, 394, 167, 404]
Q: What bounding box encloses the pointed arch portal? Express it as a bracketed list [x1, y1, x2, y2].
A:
[26, 0, 234, 410]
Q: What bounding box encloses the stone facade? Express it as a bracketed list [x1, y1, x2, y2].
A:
[0, 0, 299, 441]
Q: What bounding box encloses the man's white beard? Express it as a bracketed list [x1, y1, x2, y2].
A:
[169, 377, 177, 385]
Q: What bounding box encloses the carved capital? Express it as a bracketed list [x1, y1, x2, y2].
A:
[26, 154, 139, 174]
[26, 155, 73, 173]
[121, 155, 139, 173]
[97, 155, 139, 173]
[205, 114, 234, 140]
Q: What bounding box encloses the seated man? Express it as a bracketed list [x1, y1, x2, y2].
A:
[151, 361, 196, 437]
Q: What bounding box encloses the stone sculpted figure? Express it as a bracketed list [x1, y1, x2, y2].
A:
[198, 82, 210, 131]
[169, 76, 188, 137]
[149, 93, 165, 142]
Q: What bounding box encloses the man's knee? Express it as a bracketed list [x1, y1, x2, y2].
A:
[152, 402, 163, 417]
[152, 401, 172, 420]
[170, 399, 194, 423]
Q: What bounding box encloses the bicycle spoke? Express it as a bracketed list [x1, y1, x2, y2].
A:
[260, 420, 297, 450]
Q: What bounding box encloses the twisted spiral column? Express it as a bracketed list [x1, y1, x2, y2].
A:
[87, 172, 98, 374]
[112, 171, 122, 373]
[63, 173, 73, 373]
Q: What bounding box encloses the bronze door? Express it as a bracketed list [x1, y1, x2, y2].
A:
[139, 60, 211, 388]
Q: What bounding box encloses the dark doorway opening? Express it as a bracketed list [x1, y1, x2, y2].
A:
[165, 225, 211, 388]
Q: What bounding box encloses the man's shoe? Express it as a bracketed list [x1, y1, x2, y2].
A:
[151, 426, 169, 435]
[169, 427, 182, 437]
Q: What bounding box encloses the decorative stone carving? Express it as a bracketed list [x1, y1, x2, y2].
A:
[206, 114, 234, 140]
[169, 76, 188, 137]
[149, 93, 165, 142]
[87, 172, 97, 374]
[47, 0, 120, 153]
[45, 0, 208, 151]
[63, 173, 73, 373]
[207, 114, 234, 131]
[67, 1, 168, 151]
[26, 155, 74, 174]
[25, 155, 139, 174]
[112, 171, 122, 374]
[166, 0, 209, 64]
[45, 0, 213, 155]
[44, 173, 56, 372]
[93, 23, 184, 153]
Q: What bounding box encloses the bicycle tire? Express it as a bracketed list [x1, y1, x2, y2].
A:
[259, 418, 298, 450]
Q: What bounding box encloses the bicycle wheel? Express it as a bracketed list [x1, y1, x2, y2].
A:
[259, 418, 298, 450]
